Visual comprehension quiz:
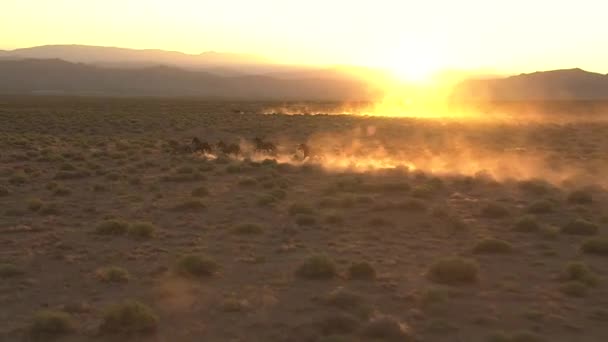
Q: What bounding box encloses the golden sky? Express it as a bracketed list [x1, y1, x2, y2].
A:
[2, 0, 607, 77]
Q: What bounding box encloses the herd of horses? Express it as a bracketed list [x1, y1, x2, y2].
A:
[168, 137, 311, 159]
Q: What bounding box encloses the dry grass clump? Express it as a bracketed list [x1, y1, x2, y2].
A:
[288, 203, 315, 216]
[176, 255, 219, 277]
[526, 199, 555, 214]
[0, 263, 24, 278]
[427, 257, 479, 285]
[567, 189, 593, 205]
[559, 262, 598, 286]
[99, 300, 158, 334]
[191, 186, 209, 197]
[295, 215, 317, 226]
[171, 199, 206, 211]
[296, 255, 337, 280]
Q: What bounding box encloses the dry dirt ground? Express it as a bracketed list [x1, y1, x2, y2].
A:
[1, 97, 608, 342]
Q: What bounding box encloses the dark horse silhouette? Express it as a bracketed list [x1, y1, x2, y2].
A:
[191, 137, 213, 154]
[253, 137, 277, 155]
[216, 140, 241, 156]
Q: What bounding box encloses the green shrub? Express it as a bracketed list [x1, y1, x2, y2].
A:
[296, 255, 337, 280]
[561, 219, 598, 235]
[96, 220, 129, 235]
[29, 310, 74, 337]
[560, 262, 598, 286]
[100, 301, 158, 334]
[176, 255, 219, 277]
[427, 257, 479, 285]
[28, 198, 43, 211]
[473, 238, 513, 254]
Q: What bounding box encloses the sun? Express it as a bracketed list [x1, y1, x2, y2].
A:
[382, 43, 443, 83]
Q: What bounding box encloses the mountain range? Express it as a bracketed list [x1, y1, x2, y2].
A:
[1, 45, 608, 100]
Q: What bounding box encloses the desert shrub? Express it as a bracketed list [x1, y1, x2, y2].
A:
[52, 186, 71, 196]
[29, 310, 74, 337]
[317, 313, 361, 335]
[581, 237, 608, 255]
[171, 199, 206, 211]
[288, 203, 314, 216]
[296, 255, 337, 280]
[0, 263, 24, 278]
[487, 331, 546, 342]
[518, 179, 550, 195]
[513, 216, 540, 233]
[0, 186, 9, 196]
[355, 195, 374, 205]
[480, 203, 509, 218]
[232, 223, 263, 235]
[93, 184, 107, 192]
[561, 219, 598, 235]
[420, 288, 449, 308]
[39, 203, 60, 215]
[427, 257, 479, 285]
[526, 199, 555, 214]
[238, 177, 257, 187]
[9, 173, 27, 185]
[176, 255, 219, 277]
[28, 198, 43, 212]
[54, 170, 90, 180]
[100, 301, 158, 334]
[567, 190, 593, 205]
[191, 186, 209, 197]
[295, 215, 317, 226]
[360, 315, 413, 341]
[473, 238, 513, 254]
[559, 281, 588, 297]
[96, 266, 130, 283]
[256, 194, 277, 206]
[324, 289, 369, 315]
[348, 262, 376, 280]
[368, 217, 392, 227]
[271, 189, 286, 200]
[412, 184, 435, 198]
[96, 220, 129, 235]
[560, 262, 598, 286]
[128, 222, 156, 238]
[324, 213, 344, 225]
[400, 198, 428, 211]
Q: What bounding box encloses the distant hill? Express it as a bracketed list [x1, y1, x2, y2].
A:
[0, 59, 380, 100]
[452, 68, 608, 101]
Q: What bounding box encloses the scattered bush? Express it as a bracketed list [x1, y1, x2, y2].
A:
[560, 262, 598, 286]
[29, 310, 74, 338]
[581, 237, 608, 255]
[513, 216, 541, 233]
[473, 238, 513, 254]
[348, 262, 376, 280]
[288, 203, 315, 216]
[480, 203, 509, 218]
[96, 266, 130, 283]
[561, 219, 598, 235]
[559, 281, 588, 297]
[296, 255, 337, 280]
[191, 186, 209, 197]
[324, 213, 344, 225]
[518, 179, 550, 196]
[28, 198, 43, 212]
[171, 199, 206, 211]
[295, 215, 317, 226]
[128, 222, 156, 239]
[526, 199, 555, 214]
[176, 255, 219, 277]
[96, 220, 129, 235]
[567, 190, 593, 205]
[317, 313, 361, 335]
[232, 223, 263, 235]
[0, 263, 24, 278]
[100, 301, 158, 334]
[238, 177, 258, 187]
[361, 315, 413, 341]
[427, 257, 479, 285]
[0, 186, 9, 196]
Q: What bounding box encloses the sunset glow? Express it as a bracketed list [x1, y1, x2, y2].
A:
[2, 0, 608, 75]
